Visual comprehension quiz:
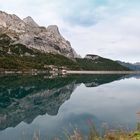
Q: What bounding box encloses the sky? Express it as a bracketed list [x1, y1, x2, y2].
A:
[0, 0, 140, 62]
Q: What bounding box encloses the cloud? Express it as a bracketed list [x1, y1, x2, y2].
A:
[62, 7, 140, 62]
[0, 0, 140, 62]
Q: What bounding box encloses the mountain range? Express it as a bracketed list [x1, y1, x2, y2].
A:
[0, 10, 78, 58]
[117, 61, 140, 70]
[0, 11, 129, 71]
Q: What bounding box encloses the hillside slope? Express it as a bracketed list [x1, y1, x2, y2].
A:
[0, 34, 129, 71]
[0, 34, 80, 70]
[76, 54, 129, 71]
[117, 61, 140, 70]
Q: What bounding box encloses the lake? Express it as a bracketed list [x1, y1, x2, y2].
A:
[0, 74, 140, 140]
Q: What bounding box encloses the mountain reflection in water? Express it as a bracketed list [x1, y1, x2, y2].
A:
[0, 74, 123, 131]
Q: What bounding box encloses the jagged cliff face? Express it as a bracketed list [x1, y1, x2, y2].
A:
[0, 11, 78, 58]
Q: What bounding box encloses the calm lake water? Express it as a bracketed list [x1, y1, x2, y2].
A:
[0, 74, 140, 140]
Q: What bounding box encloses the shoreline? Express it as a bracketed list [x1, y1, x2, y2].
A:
[67, 70, 140, 74]
[1, 70, 140, 75]
[0, 70, 48, 74]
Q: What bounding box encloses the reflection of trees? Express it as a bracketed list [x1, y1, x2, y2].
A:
[0, 74, 123, 130]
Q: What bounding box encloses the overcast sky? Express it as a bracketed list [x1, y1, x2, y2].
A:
[0, 0, 140, 62]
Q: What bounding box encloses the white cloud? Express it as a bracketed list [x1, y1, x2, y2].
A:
[61, 10, 140, 62]
[0, 0, 140, 62]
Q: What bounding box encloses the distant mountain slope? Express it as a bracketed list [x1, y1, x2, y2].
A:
[117, 61, 140, 70]
[76, 54, 130, 71]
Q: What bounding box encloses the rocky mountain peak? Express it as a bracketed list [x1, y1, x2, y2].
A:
[0, 11, 26, 34]
[0, 11, 79, 59]
[23, 16, 39, 27]
[0, 10, 9, 17]
[0, 11, 23, 25]
[46, 25, 60, 35]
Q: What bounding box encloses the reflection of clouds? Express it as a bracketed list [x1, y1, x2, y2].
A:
[26, 75, 140, 138]
[0, 1, 140, 61]
[60, 77, 140, 127]
[0, 75, 140, 139]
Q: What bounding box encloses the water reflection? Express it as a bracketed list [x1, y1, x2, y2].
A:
[0, 75, 122, 130]
[0, 74, 139, 139]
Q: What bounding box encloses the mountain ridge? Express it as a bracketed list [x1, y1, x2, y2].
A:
[23, 16, 39, 27]
[0, 10, 78, 58]
[117, 61, 140, 70]
[0, 11, 129, 71]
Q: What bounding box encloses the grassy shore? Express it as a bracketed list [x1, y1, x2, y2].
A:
[68, 129, 140, 140]
[31, 129, 140, 140]
[67, 122, 140, 140]
[31, 124, 140, 140]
